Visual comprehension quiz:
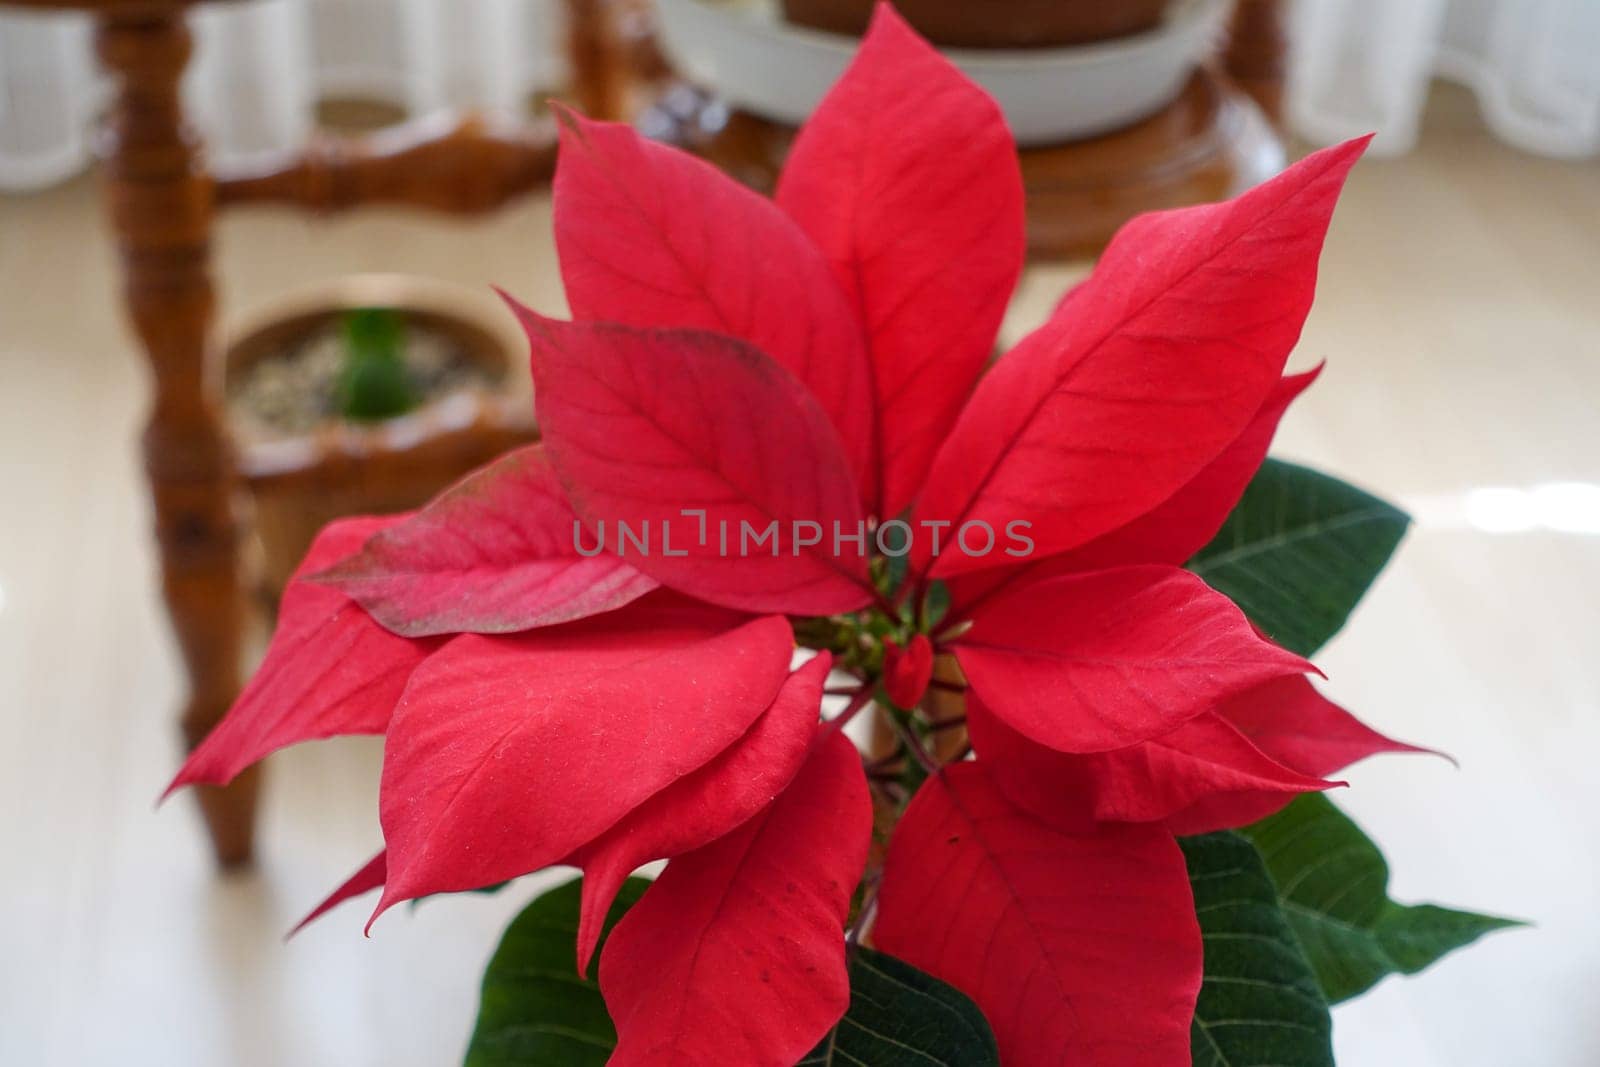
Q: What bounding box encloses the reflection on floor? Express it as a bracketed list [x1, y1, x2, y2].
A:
[1, 84, 1596, 1066]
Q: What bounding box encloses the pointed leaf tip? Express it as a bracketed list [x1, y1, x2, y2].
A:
[547, 98, 585, 133]
[551, 110, 877, 502]
[162, 515, 434, 802]
[572, 653, 834, 975]
[968, 693, 1341, 835]
[778, 0, 1022, 517]
[493, 286, 545, 335]
[864, 0, 923, 40]
[1242, 794, 1523, 1002]
[374, 612, 796, 923]
[524, 317, 872, 614]
[917, 136, 1368, 578]
[1219, 674, 1448, 782]
[956, 566, 1315, 754]
[288, 850, 387, 941]
[310, 444, 656, 637]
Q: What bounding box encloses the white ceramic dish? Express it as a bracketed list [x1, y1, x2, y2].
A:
[653, 0, 1231, 146]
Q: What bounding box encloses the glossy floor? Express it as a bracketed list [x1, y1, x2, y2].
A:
[2, 86, 1596, 1065]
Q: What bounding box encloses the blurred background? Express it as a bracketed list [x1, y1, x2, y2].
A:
[1, 0, 1596, 1063]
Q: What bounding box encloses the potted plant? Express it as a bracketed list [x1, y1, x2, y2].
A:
[224, 275, 537, 603]
[170, 9, 1516, 1064]
[781, 0, 1171, 47]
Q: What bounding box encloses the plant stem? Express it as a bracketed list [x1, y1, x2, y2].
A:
[847, 877, 880, 947]
[888, 712, 939, 775]
[824, 686, 876, 736]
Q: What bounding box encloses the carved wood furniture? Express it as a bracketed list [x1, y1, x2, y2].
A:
[2, 0, 625, 868]
[1223, 0, 1290, 124]
[4, 0, 1289, 869]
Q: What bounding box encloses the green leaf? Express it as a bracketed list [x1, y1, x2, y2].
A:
[876, 516, 912, 597]
[1189, 459, 1409, 656]
[1180, 832, 1333, 1067]
[921, 579, 952, 630]
[463, 875, 649, 1066]
[1240, 795, 1522, 1003]
[801, 947, 998, 1066]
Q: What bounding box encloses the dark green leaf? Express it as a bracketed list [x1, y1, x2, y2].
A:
[1181, 832, 1333, 1067]
[878, 517, 913, 605]
[801, 947, 998, 1066]
[1189, 459, 1409, 655]
[921, 580, 952, 630]
[1241, 795, 1522, 1003]
[463, 875, 649, 1066]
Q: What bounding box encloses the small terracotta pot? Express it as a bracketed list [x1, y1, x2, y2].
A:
[780, 0, 1171, 48]
[224, 275, 538, 605]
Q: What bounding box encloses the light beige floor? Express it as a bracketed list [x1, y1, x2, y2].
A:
[2, 85, 1597, 1066]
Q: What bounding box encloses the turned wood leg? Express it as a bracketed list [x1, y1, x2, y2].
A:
[97, 11, 257, 868]
[564, 0, 625, 120]
[1224, 0, 1290, 126]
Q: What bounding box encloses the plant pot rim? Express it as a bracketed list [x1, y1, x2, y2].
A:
[673, 0, 1217, 69]
[224, 272, 524, 380]
[224, 273, 535, 481]
[654, 0, 1229, 145]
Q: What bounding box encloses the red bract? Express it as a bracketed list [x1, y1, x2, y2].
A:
[290, 850, 387, 937]
[874, 764, 1202, 1066]
[571, 653, 834, 972]
[910, 136, 1363, 580]
[373, 602, 795, 922]
[163, 514, 438, 798]
[599, 730, 870, 1066]
[966, 692, 1338, 834]
[954, 566, 1314, 753]
[776, 7, 1024, 519]
[1161, 675, 1441, 834]
[164, 4, 1422, 1060]
[506, 308, 873, 616]
[312, 445, 657, 637]
[882, 633, 934, 710]
[552, 110, 877, 503]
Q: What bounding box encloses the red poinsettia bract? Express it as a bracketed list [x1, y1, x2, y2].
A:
[166, 7, 1426, 1064]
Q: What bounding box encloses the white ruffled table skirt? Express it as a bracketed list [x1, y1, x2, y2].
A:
[2, 0, 1597, 191]
[0, 0, 570, 189]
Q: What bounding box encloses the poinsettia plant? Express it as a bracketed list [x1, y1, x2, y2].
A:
[166, 7, 1517, 1064]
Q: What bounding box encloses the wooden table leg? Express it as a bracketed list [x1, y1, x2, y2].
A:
[1224, 0, 1290, 126]
[96, 9, 257, 868]
[564, 0, 625, 120]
